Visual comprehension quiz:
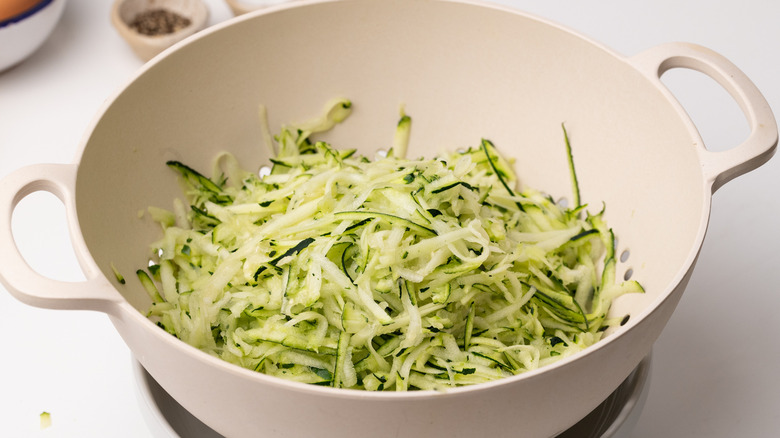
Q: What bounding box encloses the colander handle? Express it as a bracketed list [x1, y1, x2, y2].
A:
[630, 42, 778, 193]
[0, 164, 122, 313]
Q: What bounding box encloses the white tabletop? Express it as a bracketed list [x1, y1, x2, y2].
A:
[1, 1, 778, 437]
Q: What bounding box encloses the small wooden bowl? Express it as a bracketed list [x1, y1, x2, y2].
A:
[111, 0, 208, 62]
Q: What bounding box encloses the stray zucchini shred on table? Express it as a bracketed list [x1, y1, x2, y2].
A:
[39, 411, 51, 429]
[135, 98, 643, 391]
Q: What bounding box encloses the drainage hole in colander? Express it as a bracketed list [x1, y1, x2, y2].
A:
[623, 268, 634, 281]
[620, 249, 630, 263]
[556, 197, 569, 208]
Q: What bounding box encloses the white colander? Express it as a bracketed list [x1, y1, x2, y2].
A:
[0, 1, 776, 437]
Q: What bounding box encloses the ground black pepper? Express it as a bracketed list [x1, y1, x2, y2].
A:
[130, 8, 191, 36]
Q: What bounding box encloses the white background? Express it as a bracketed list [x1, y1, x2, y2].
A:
[1, 0, 778, 436]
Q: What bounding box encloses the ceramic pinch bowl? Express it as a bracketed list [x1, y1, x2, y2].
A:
[111, 0, 208, 62]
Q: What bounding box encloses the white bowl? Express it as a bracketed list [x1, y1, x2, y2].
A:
[0, 0, 66, 72]
[224, 0, 297, 16]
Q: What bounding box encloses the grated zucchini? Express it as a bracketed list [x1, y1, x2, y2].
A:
[136, 99, 643, 391]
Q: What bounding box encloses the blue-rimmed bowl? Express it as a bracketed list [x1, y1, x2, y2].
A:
[0, 0, 66, 72]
